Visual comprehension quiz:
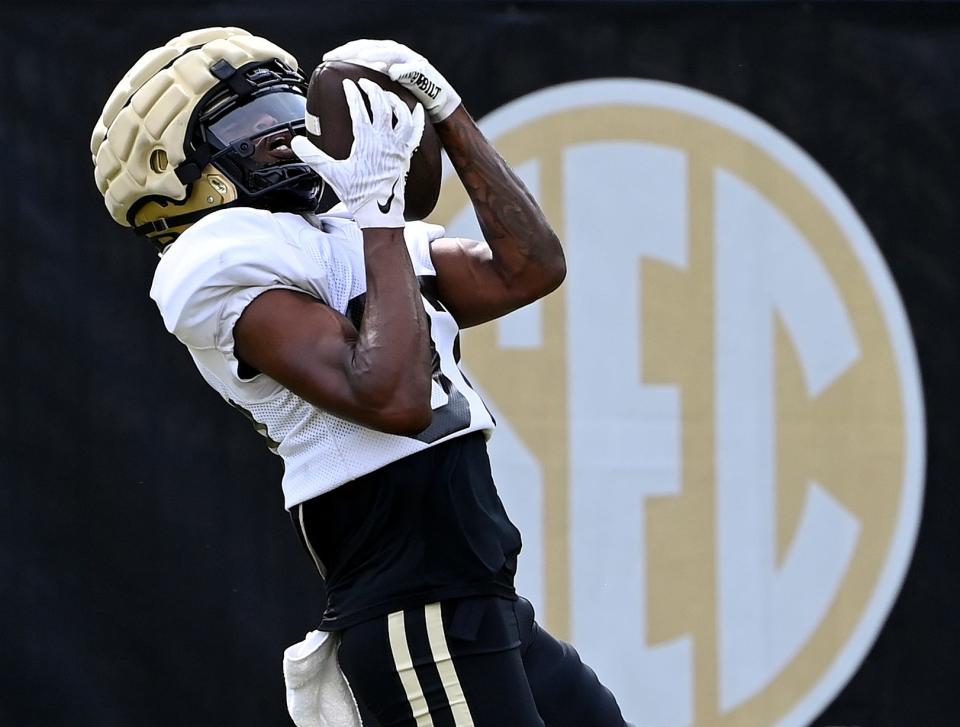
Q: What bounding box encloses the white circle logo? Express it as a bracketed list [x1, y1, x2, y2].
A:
[434, 80, 925, 727]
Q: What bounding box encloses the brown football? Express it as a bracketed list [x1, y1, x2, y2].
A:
[304, 61, 442, 221]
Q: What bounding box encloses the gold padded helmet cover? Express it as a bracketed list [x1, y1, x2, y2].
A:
[91, 27, 299, 227]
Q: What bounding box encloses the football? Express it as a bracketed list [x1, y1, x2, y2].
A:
[304, 61, 442, 221]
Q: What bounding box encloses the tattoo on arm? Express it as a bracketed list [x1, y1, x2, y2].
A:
[436, 108, 562, 275]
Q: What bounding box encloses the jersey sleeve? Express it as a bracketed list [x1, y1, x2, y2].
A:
[403, 221, 446, 276]
[150, 208, 327, 383]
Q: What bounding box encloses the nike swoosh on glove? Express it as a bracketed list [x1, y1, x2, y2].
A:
[292, 77, 425, 229]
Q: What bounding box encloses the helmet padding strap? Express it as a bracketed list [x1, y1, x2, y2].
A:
[210, 59, 256, 98]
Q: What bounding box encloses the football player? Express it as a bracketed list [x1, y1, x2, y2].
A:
[92, 28, 632, 727]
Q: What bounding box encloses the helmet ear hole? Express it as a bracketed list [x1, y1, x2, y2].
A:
[149, 149, 169, 173]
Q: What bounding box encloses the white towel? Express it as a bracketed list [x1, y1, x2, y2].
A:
[283, 630, 363, 727]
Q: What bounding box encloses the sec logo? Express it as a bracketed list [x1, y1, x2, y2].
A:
[432, 80, 925, 726]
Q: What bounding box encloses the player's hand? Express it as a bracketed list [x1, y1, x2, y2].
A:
[291, 78, 424, 229]
[323, 39, 462, 123]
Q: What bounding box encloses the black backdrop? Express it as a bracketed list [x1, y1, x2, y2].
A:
[2, 2, 958, 725]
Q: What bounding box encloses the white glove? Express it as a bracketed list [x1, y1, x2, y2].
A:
[323, 39, 462, 123]
[291, 78, 424, 229]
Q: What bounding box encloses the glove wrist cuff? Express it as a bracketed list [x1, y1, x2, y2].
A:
[353, 199, 406, 229]
[430, 99, 460, 124]
[431, 95, 461, 123]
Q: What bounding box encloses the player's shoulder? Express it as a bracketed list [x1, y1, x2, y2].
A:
[150, 207, 313, 342]
[188, 204, 281, 236]
[162, 206, 297, 265]
[154, 207, 303, 288]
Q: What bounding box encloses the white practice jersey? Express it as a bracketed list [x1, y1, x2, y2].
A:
[150, 207, 495, 509]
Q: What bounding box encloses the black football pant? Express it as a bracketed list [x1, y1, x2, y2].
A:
[336, 596, 633, 727]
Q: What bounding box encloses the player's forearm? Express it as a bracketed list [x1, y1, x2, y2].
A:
[435, 106, 566, 294]
[350, 228, 433, 431]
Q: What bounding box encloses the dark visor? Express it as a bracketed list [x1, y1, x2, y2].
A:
[207, 92, 307, 146]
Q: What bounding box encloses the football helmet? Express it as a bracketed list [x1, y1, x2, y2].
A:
[91, 27, 323, 250]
